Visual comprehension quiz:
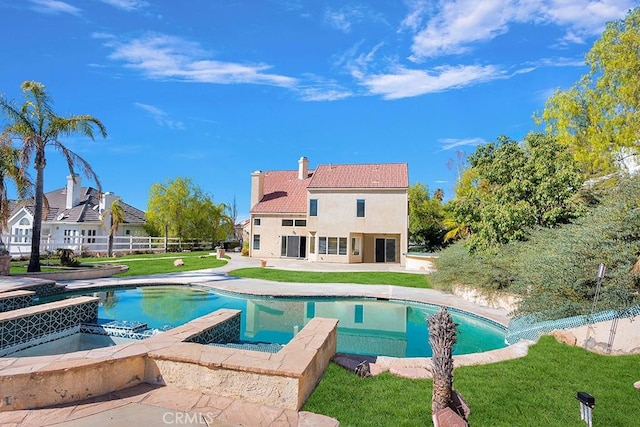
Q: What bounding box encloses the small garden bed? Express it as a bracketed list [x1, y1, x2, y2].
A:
[13, 263, 128, 280]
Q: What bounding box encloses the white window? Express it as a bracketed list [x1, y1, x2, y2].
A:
[81, 229, 97, 243]
[318, 237, 347, 255]
[63, 229, 78, 244]
[13, 218, 31, 243]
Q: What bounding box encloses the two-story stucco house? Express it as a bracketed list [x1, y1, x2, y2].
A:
[6, 175, 146, 255]
[249, 157, 409, 265]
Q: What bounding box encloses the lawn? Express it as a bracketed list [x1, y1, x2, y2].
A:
[86, 252, 228, 277]
[9, 251, 227, 277]
[303, 335, 640, 426]
[227, 268, 430, 288]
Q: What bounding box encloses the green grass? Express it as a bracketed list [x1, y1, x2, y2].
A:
[90, 252, 228, 277]
[304, 363, 431, 426]
[10, 251, 228, 277]
[227, 268, 430, 288]
[304, 336, 640, 426]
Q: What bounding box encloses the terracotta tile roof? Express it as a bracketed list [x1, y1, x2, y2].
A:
[251, 171, 312, 214]
[11, 187, 146, 225]
[251, 162, 408, 214]
[308, 163, 408, 188]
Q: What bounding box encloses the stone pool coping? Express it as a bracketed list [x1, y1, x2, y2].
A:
[13, 264, 129, 281]
[0, 309, 338, 412]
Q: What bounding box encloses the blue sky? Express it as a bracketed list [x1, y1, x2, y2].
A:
[0, 0, 637, 220]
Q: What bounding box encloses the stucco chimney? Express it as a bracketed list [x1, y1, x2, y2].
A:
[251, 170, 264, 209]
[100, 192, 118, 212]
[298, 156, 309, 180]
[66, 175, 81, 209]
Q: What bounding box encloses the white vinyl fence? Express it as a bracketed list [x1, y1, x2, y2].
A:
[0, 234, 218, 258]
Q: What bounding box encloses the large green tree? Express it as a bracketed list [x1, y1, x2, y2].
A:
[147, 177, 232, 246]
[539, 8, 640, 175]
[147, 177, 193, 239]
[0, 81, 106, 271]
[408, 183, 446, 251]
[448, 133, 584, 251]
[184, 198, 233, 245]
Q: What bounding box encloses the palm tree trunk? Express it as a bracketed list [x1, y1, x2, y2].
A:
[27, 153, 45, 272]
[428, 307, 457, 415]
[106, 214, 113, 257]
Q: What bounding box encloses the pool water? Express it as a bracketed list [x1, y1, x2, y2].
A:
[45, 286, 506, 358]
[9, 333, 134, 357]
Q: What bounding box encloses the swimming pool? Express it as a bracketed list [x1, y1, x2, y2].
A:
[42, 285, 506, 358]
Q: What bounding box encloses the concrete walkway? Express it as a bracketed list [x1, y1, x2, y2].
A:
[0, 254, 526, 426]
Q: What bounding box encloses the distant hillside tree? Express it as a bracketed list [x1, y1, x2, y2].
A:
[539, 8, 640, 176]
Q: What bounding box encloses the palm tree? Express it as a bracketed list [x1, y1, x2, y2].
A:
[0, 138, 31, 253]
[428, 307, 457, 417]
[433, 188, 445, 202]
[443, 217, 470, 242]
[101, 197, 125, 257]
[0, 81, 106, 272]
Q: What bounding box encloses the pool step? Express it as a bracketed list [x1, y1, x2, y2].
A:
[208, 341, 284, 353]
[80, 320, 158, 340]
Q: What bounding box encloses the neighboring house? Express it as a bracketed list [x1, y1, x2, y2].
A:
[6, 175, 146, 255]
[237, 218, 250, 246]
[249, 157, 409, 265]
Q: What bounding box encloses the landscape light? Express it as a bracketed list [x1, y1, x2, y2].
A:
[576, 391, 595, 427]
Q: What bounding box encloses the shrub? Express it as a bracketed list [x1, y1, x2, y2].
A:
[432, 175, 640, 320]
[56, 248, 80, 267]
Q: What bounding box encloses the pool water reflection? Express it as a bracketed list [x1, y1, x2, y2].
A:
[53, 286, 506, 358]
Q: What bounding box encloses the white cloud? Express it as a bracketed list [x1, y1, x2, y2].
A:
[410, 0, 513, 59]
[134, 102, 184, 130]
[324, 4, 387, 33]
[325, 8, 355, 33]
[360, 64, 504, 99]
[98, 0, 148, 11]
[103, 33, 298, 87]
[400, 0, 431, 32]
[541, 0, 632, 38]
[29, 0, 81, 15]
[408, 0, 635, 60]
[298, 87, 353, 102]
[439, 137, 486, 151]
